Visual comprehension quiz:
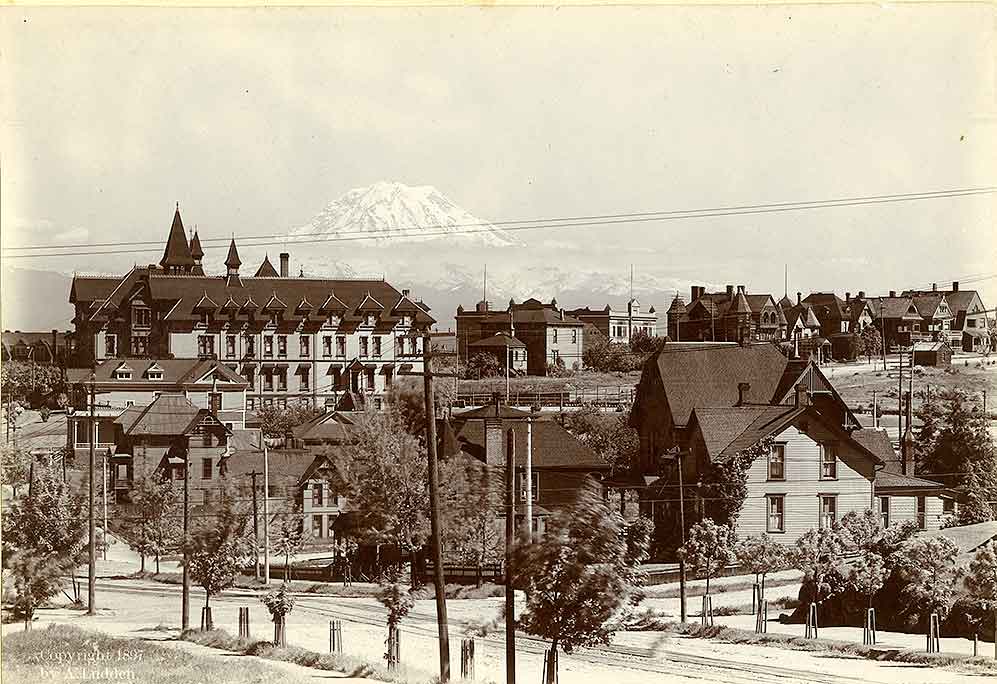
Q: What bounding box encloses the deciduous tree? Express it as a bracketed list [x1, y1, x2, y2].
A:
[679, 519, 735, 595]
[272, 498, 305, 581]
[735, 533, 789, 596]
[442, 457, 503, 587]
[512, 483, 651, 684]
[861, 325, 883, 363]
[0, 445, 32, 498]
[892, 535, 962, 619]
[793, 527, 848, 603]
[849, 550, 889, 608]
[183, 488, 252, 613]
[256, 404, 322, 440]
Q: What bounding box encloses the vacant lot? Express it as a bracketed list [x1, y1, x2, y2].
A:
[458, 370, 641, 395]
[828, 358, 997, 413]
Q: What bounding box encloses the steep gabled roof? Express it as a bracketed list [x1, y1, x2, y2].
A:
[225, 239, 242, 269]
[262, 291, 287, 311]
[648, 343, 791, 427]
[319, 291, 348, 312]
[802, 293, 846, 320]
[189, 231, 204, 260]
[160, 208, 194, 268]
[115, 393, 203, 435]
[744, 294, 776, 313]
[871, 296, 922, 320]
[692, 404, 806, 462]
[193, 291, 218, 310]
[909, 293, 951, 319]
[354, 291, 384, 313]
[292, 411, 357, 443]
[254, 255, 279, 278]
[445, 417, 606, 469]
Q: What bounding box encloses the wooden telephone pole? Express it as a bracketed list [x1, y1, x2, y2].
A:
[401, 331, 457, 682]
[247, 470, 262, 580]
[87, 375, 96, 615]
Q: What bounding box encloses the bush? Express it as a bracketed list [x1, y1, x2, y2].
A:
[466, 352, 503, 378]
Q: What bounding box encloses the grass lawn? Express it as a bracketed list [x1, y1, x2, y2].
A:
[1, 623, 317, 684]
[829, 359, 997, 413]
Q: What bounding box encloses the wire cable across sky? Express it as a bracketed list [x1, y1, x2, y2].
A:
[4, 185, 995, 260]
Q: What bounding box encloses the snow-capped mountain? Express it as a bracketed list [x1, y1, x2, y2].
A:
[290, 181, 519, 247]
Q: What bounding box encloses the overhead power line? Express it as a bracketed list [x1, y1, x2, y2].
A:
[3, 185, 995, 259]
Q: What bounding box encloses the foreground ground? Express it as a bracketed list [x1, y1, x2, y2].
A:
[5, 539, 994, 684]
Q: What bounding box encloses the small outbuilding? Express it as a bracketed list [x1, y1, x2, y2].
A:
[912, 341, 952, 368]
[467, 332, 528, 372]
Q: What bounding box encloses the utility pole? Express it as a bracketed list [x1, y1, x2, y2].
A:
[102, 448, 109, 561]
[422, 331, 451, 682]
[87, 374, 96, 616]
[264, 440, 271, 585]
[676, 447, 688, 624]
[525, 414, 533, 544]
[248, 470, 262, 580]
[400, 334, 457, 682]
[872, 390, 878, 429]
[505, 427, 517, 684]
[181, 440, 190, 630]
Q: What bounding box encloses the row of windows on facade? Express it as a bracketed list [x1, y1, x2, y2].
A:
[765, 443, 839, 482]
[550, 329, 579, 344]
[611, 324, 655, 338]
[104, 333, 420, 359]
[766, 493, 948, 533]
[128, 303, 413, 331]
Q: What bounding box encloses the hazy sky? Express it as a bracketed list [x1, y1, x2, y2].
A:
[2, 5, 996, 306]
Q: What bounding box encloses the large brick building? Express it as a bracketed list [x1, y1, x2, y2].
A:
[69, 207, 435, 411]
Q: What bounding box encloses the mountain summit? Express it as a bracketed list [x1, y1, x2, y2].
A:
[290, 181, 518, 247]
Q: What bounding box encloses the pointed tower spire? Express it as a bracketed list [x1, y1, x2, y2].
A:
[189, 228, 205, 275]
[225, 238, 242, 272]
[160, 205, 195, 273]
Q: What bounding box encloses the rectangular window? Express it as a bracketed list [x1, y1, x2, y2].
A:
[943, 498, 955, 515]
[917, 496, 926, 529]
[768, 444, 786, 480]
[277, 336, 287, 358]
[299, 368, 310, 391]
[820, 444, 837, 480]
[277, 369, 287, 392]
[247, 397, 256, 411]
[332, 367, 342, 388]
[359, 336, 369, 357]
[820, 495, 837, 528]
[130, 336, 147, 356]
[245, 367, 255, 390]
[372, 336, 381, 357]
[300, 336, 310, 357]
[552, 329, 558, 343]
[197, 335, 214, 358]
[268, 484, 278, 497]
[226, 335, 237, 358]
[263, 336, 273, 358]
[105, 334, 117, 357]
[263, 371, 274, 392]
[312, 483, 324, 508]
[384, 368, 393, 388]
[322, 336, 332, 357]
[202, 458, 213, 480]
[312, 514, 323, 538]
[336, 336, 346, 357]
[365, 367, 375, 390]
[208, 392, 222, 414]
[374, 397, 383, 410]
[879, 496, 890, 528]
[518, 471, 540, 502]
[396, 336, 404, 355]
[408, 336, 418, 355]
[572, 329, 578, 344]
[767, 495, 785, 533]
[245, 336, 256, 357]
[133, 306, 152, 329]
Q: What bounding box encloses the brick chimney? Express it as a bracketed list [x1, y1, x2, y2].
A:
[794, 383, 809, 407]
[726, 284, 734, 297]
[691, 285, 699, 301]
[889, 290, 896, 297]
[952, 281, 959, 292]
[484, 392, 504, 466]
[845, 292, 851, 302]
[279, 252, 290, 277]
[858, 290, 866, 299]
[796, 292, 802, 305]
[931, 283, 937, 292]
[737, 382, 750, 406]
[402, 289, 410, 297]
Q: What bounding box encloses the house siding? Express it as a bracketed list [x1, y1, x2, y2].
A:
[882, 494, 945, 531]
[736, 425, 875, 544]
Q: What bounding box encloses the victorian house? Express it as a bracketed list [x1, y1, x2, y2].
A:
[672, 285, 785, 343]
[801, 292, 874, 360]
[69, 207, 435, 411]
[866, 292, 932, 350]
[903, 281, 989, 352]
[566, 298, 658, 345]
[629, 342, 885, 547]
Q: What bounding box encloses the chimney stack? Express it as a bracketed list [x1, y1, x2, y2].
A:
[889, 290, 897, 298]
[737, 382, 750, 406]
[484, 392, 504, 466]
[402, 289, 410, 297]
[794, 383, 809, 408]
[691, 285, 699, 301]
[858, 290, 865, 299]
[279, 252, 290, 278]
[796, 291, 802, 305]
[952, 281, 959, 292]
[737, 284, 745, 294]
[726, 284, 734, 297]
[931, 283, 937, 292]
[845, 292, 851, 302]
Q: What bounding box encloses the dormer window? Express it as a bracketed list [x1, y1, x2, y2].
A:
[401, 315, 412, 327]
[269, 313, 280, 326]
[327, 314, 340, 327]
[147, 370, 163, 380]
[199, 312, 211, 327]
[113, 362, 133, 380]
[365, 314, 376, 327]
